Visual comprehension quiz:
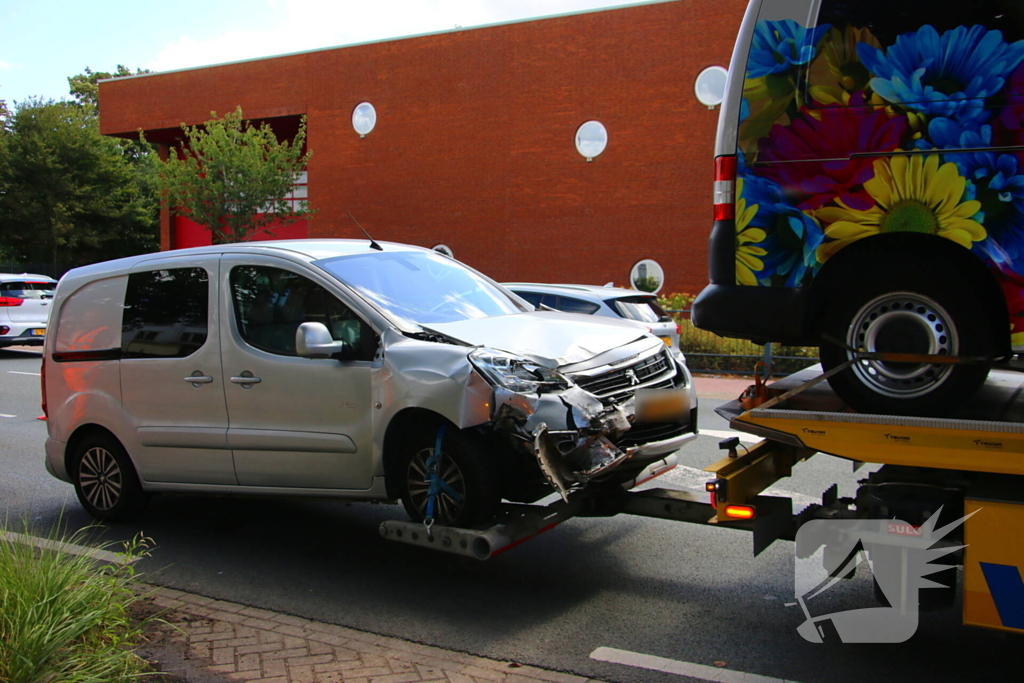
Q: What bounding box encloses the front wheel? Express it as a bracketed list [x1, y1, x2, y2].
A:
[71, 433, 146, 522]
[819, 275, 992, 416]
[397, 426, 500, 529]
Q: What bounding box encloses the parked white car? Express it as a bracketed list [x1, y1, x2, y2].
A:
[43, 240, 697, 527]
[0, 273, 57, 348]
[504, 283, 682, 353]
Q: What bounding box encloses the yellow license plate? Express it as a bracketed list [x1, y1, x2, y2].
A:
[659, 336, 673, 347]
[634, 388, 689, 422]
[30, 328, 46, 336]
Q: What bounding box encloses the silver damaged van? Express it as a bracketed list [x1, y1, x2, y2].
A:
[42, 240, 697, 528]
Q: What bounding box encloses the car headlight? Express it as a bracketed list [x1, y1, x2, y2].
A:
[469, 348, 570, 394]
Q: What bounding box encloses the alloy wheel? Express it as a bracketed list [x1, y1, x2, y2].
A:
[78, 446, 123, 511]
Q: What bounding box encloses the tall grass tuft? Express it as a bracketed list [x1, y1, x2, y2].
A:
[0, 525, 152, 683]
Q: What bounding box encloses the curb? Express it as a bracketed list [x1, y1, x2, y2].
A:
[144, 585, 606, 683]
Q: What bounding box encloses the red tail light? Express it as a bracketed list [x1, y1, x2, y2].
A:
[0, 297, 24, 307]
[40, 355, 48, 419]
[676, 323, 681, 335]
[713, 155, 737, 221]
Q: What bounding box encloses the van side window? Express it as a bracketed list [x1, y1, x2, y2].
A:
[230, 265, 376, 360]
[122, 268, 209, 359]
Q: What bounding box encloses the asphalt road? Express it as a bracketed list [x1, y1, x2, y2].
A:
[1, 347, 1019, 683]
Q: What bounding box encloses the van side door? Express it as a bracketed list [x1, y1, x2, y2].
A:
[219, 255, 379, 490]
[120, 258, 235, 484]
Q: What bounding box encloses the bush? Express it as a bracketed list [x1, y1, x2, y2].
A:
[0, 525, 152, 683]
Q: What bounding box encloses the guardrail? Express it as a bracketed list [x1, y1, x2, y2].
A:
[665, 309, 819, 377]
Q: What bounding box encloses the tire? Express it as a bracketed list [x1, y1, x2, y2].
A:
[71, 433, 146, 522]
[819, 269, 992, 417]
[397, 425, 500, 529]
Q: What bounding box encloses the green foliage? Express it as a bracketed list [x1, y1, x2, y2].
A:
[0, 98, 159, 270]
[632, 275, 661, 293]
[154, 107, 314, 244]
[0, 524, 153, 683]
[657, 291, 819, 374]
[68, 66, 149, 108]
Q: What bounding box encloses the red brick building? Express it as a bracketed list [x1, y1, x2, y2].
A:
[98, 0, 746, 295]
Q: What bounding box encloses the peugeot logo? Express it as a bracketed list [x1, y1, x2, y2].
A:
[625, 369, 640, 386]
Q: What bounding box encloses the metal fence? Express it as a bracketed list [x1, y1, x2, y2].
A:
[666, 309, 819, 376]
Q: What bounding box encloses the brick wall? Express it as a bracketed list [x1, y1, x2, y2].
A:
[99, 0, 747, 296]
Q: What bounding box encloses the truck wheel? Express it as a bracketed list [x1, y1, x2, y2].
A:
[398, 426, 500, 529]
[72, 433, 146, 522]
[819, 272, 991, 416]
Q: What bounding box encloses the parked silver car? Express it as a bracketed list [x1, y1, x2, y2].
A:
[504, 283, 682, 353]
[0, 273, 57, 348]
[43, 241, 696, 528]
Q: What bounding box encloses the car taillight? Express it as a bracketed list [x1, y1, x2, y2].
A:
[676, 323, 681, 335]
[0, 296, 24, 306]
[40, 355, 48, 419]
[713, 155, 737, 221]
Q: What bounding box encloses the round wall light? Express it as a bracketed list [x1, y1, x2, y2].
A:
[575, 120, 608, 161]
[695, 66, 728, 109]
[432, 244, 454, 258]
[352, 102, 377, 137]
[630, 259, 665, 294]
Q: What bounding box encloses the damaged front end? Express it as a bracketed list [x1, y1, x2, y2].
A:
[470, 342, 695, 501]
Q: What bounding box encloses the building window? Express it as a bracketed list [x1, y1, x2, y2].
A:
[352, 102, 377, 137]
[695, 66, 728, 108]
[575, 121, 608, 161]
[630, 259, 665, 294]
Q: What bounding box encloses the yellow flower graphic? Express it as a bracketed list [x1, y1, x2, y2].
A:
[809, 26, 882, 105]
[814, 154, 986, 262]
[735, 179, 768, 285]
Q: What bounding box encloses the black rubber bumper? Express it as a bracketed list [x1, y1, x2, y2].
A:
[691, 283, 811, 346]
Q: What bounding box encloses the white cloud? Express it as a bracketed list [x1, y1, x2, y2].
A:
[148, 0, 644, 73]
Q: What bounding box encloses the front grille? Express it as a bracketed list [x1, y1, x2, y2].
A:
[614, 420, 690, 449]
[572, 349, 675, 402]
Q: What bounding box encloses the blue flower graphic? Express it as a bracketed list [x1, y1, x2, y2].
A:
[859, 25, 1024, 123]
[962, 152, 1024, 274]
[747, 20, 830, 79]
[739, 167, 824, 286]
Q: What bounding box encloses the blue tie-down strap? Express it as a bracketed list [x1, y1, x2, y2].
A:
[424, 424, 463, 528]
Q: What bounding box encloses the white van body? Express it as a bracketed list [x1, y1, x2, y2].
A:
[43, 240, 696, 527]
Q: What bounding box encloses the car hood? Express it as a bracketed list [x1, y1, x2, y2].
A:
[423, 311, 650, 366]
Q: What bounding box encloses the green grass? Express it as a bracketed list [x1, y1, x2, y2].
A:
[0, 525, 152, 683]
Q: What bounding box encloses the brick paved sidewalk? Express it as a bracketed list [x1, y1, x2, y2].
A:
[145, 585, 602, 683]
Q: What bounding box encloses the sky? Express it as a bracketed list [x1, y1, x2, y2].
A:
[0, 0, 657, 106]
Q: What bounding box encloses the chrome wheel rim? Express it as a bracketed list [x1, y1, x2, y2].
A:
[405, 447, 466, 525]
[846, 291, 957, 400]
[78, 446, 123, 511]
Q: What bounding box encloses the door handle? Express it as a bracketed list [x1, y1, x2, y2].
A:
[230, 371, 262, 388]
[185, 372, 214, 387]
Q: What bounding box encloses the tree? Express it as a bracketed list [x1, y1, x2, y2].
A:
[68, 65, 149, 108]
[153, 107, 314, 244]
[0, 98, 159, 269]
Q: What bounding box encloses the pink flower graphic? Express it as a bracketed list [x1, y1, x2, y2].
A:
[757, 95, 909, 210]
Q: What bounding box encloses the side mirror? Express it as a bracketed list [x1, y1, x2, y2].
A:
[296, 322, 356, 360]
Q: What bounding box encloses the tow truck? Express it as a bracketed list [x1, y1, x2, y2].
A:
[379, 362, 1024, 636]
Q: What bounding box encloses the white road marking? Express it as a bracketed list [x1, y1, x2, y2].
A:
[0, 414, 15, 418]
[8, 371, 40, 376]
[699, 428, 760, 444]
[0, 530, 136, 565]
[590, 647, 802, 683]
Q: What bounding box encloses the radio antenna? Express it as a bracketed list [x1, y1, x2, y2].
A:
[346, 210, 383, 251]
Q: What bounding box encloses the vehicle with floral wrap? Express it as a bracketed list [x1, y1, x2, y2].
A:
[692, 0, 1024, 415]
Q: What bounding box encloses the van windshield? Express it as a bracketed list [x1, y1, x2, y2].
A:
[314, 251, 525, 325]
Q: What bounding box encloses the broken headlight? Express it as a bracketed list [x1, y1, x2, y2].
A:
[469, 348, 571, 394]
